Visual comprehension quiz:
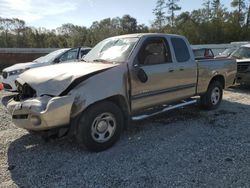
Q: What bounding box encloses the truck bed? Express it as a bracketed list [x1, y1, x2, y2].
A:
[196, 58, 237, 94]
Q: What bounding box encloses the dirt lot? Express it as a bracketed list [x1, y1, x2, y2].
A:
[0, 87, 250, 187]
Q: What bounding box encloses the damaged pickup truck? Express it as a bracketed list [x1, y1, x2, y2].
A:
[2, 34, 237, 151]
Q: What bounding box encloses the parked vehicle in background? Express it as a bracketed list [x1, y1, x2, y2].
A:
[0, 83, 3, 91]
[215, 48, 238, 58]
[230, 44, 250, 85]
[2, 33, 236, 151]
[1, 47, 91, 91]
[230, 41, 250, 45]
[193, 48, 214, 60]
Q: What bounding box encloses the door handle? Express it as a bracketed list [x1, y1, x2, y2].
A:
[168, 68, 174, 73]
[179, 67, 184, 71]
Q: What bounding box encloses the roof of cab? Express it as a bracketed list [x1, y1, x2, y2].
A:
[109, 33, 183, 39]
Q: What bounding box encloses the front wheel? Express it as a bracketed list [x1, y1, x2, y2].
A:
[75, 101, 124, 152]
[200, 81, 223, 110]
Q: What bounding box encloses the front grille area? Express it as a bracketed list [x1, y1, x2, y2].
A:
[2, 71, 8, 79]
[237, 62, 250, 73]
[3, 83, 12, 90]
[15, 81, 36, 99]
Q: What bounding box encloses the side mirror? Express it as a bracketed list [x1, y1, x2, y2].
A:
[134, 65, 148, 83]
[54, 58, 60, 64]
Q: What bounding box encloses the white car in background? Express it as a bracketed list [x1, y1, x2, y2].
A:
[215, 48, 238, 58]
[1, 47, 91, 91]
[230, 44, 250, 85]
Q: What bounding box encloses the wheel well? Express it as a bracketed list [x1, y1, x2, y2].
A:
[70, 95, 130, 134]
[98, 95, 130, 129]
[105, 95, 130, 115]
[209, 75, 225, 89]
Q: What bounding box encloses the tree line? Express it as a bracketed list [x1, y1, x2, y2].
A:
[0, 0, 250, 48]
[0, 15, 148, 48]
[152, 0, 250, 44]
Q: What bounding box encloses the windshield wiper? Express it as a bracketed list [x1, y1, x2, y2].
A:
[91, 59, 119, 64]
[93, 59, 109, 62]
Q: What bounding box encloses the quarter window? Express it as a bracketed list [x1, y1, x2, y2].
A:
[171, 38, 190, 62]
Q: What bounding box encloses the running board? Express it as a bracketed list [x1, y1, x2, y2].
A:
[132, 99, 197, 121]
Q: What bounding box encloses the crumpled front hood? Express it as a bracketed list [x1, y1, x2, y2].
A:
[18, 62, 118, 96]
[3, 62, 44, 72]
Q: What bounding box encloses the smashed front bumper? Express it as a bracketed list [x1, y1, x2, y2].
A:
[2, 95, 75, 131]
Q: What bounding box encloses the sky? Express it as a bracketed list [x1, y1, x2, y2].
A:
[0, 0, 233, 29]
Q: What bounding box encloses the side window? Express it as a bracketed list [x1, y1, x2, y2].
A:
[171, 38, 190, 62]
[138, 38, 172, 65]
[204, 49, 214, 58]
[60, 48, 78, 62]
[208, 49, 214, 57]
[81, 49, 91, 57]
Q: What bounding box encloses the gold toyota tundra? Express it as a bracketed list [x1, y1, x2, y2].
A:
[2, 33, 237, 151]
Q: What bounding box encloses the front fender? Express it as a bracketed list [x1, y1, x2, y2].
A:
[69, 63, 130, 116]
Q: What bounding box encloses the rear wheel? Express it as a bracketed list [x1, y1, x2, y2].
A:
[200, 81, 223, 110]
[75, 101, 124, 152]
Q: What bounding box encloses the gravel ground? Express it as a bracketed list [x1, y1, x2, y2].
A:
[0, 87, 250, 187]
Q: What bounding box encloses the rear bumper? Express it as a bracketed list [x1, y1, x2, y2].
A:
[2, 95, 75, 131]
[236, 72, 250, 85]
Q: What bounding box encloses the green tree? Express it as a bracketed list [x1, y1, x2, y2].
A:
[211, 0, 221, 18]
[121, 15, 138, 34]
[175, 12, 200, 43]
[203, 0, 212, 18]
[137, 24, 149, 33]
[231, 0, 246, 13]
[231, 0, 246, 25]
[152, 0, 166, 30]
[12, 18, 26, 47]
[247, 4, 250, 27]
[166, 0, 181, 27]
[0, 18, 15, 47]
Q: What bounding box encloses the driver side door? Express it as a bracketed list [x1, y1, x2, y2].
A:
[130, 36, 179, 112]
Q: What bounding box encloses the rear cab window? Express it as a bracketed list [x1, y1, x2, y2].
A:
[171, 37, 190, 63]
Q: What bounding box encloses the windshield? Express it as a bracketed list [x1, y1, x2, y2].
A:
[221, 48, 236, 56]
[33, 49, 69, 63]
[231, 47, 250, 59]
[83, 37, 139, 63]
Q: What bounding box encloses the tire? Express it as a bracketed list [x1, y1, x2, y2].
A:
[200, 81, 223, 110]
[75, 101, 124, 152]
